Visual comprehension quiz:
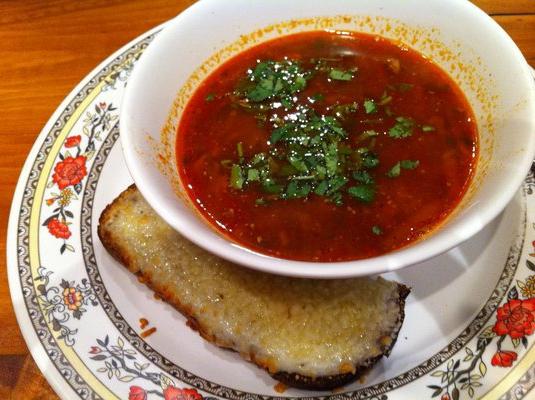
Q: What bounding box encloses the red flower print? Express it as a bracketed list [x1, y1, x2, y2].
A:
[47, 218, 71, 239]
[99, 102, 107, 109]
[128, 386, 147, 400]
[441, 394, 451, 400]
[52, 156, 87, 189]
[491, 350, 518, 367]
[89, 346, 101, 354]
[164, 386, 203, 400]
[65, 135, 81, 148]
[493, 298, 535, 339]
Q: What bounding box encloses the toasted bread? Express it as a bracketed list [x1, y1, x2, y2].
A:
[98, 185, 409, 390]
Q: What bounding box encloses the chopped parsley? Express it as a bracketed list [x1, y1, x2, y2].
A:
[422, 125, 436, 132]
[378, 92, 392, 105]
[400, 159, 420, 169]
[348, 185, 375, 203]
[329, 68, 355, 81]
[230, 165, 244, 189]
[364, 99, 377, 114]
[226, 57, 430, 207]
[398, 83, 414, 92]
[389, 117, 414, 138]
[353, 170, 374, 184]
[387, 160, 420, 178]
[372, 225, 383, 235]
[205, 93, 215, 102]
[243, 60, 310, 104]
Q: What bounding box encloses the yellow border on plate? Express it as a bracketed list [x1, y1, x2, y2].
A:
[28, 80, 120, 400]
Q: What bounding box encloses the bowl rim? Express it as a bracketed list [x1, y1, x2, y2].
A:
[120, 0, 535, 278]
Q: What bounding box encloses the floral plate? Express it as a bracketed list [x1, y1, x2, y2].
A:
[7, 22, 535, 400]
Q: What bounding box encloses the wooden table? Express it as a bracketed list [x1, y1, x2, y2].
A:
[0, 1, 533, 398]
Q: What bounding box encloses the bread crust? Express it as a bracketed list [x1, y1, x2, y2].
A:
[98, 185, 410, 390]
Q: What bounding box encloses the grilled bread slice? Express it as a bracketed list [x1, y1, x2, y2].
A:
[98, 185, 410, 390]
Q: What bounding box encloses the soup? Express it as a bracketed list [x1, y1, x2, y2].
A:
[176, 31, 478, 262]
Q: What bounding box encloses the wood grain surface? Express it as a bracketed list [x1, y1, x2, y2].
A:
[0, 1, 533, 398]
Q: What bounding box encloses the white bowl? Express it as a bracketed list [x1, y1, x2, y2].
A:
[121, 0, 535, 278]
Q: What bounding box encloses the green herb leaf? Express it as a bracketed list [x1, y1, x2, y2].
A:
[236, 142, 244, 158]
[348, 185, 375, 203]
[262, 178, 282, 194]
[333, 102, 358, 119]
[389, 117, 414, 138]
[364, 99, 377, 114]
[372, 225, 383, 235]
[205, 93, 215, 102]
[353, 170, 374, 184]
[329, 68, 354, 81]
[314, 180, 329, 195]
[361, 152, 379, 169]
[230, 165, 244, 189]
[387, 162, 401, 178]
[220, 159, 233, 168]
[288, 155, 308, 173]
[245, 60, 310, 103]
[400, 159, 419, 170]
[327, 176, 348, 194]
[324, 142, 339, 176]
[311, 93, 324, 102]
[247, 168, 260, 181]
[378, 95, 392, 106]
[359, 130, 379, 141]
[255, 198, 266, 205]
[285, 181, 311, 198]
[387, 159, 419, 178]
[398, 83, 414, 92]
[422, 125, 435, 132]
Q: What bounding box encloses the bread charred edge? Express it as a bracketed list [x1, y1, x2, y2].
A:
[98, 185, 411, 391]
[272, 284, 410, 390]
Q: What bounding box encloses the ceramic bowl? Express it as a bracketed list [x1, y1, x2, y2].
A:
[121, 0, 535, 278]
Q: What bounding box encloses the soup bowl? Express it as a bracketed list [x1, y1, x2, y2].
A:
[121, 0, 535, 278]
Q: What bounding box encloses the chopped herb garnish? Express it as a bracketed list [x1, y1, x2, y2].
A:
[353, 170, 374, 184]
[205, 93, 215, 102]
[329, 68, 355, 81]
[236, 142, 244, 159]
[400, 159, 419, 169]
[247, 168, 260, 181]
[230, 165, 244, 189]
[285, 181, 311, 198]
[255, 198, 266, 205]
[333, 102, 358, 119]
[364, 99, 377, 114]
[398, 83, 414, 92]
[422, 125, 436, 132]
[389, 117, 414, 138]
[372, 225, 383, 235]
[262, 178, 283, 194]
[220, 159, 233, 168]
[378, 94, 392, 105]
[348, 185, 375, 203]
[361, 152, 380, 168]
[243, 60, 310, 104]
[311, 93, 324, 102]
[225, 57, 424, 206]
[386, 162, 401, 178]
[387, 159, 419, 178]
[359, 130, 379, 140]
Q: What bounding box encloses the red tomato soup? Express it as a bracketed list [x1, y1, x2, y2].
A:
[176, 31, 478, 262]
